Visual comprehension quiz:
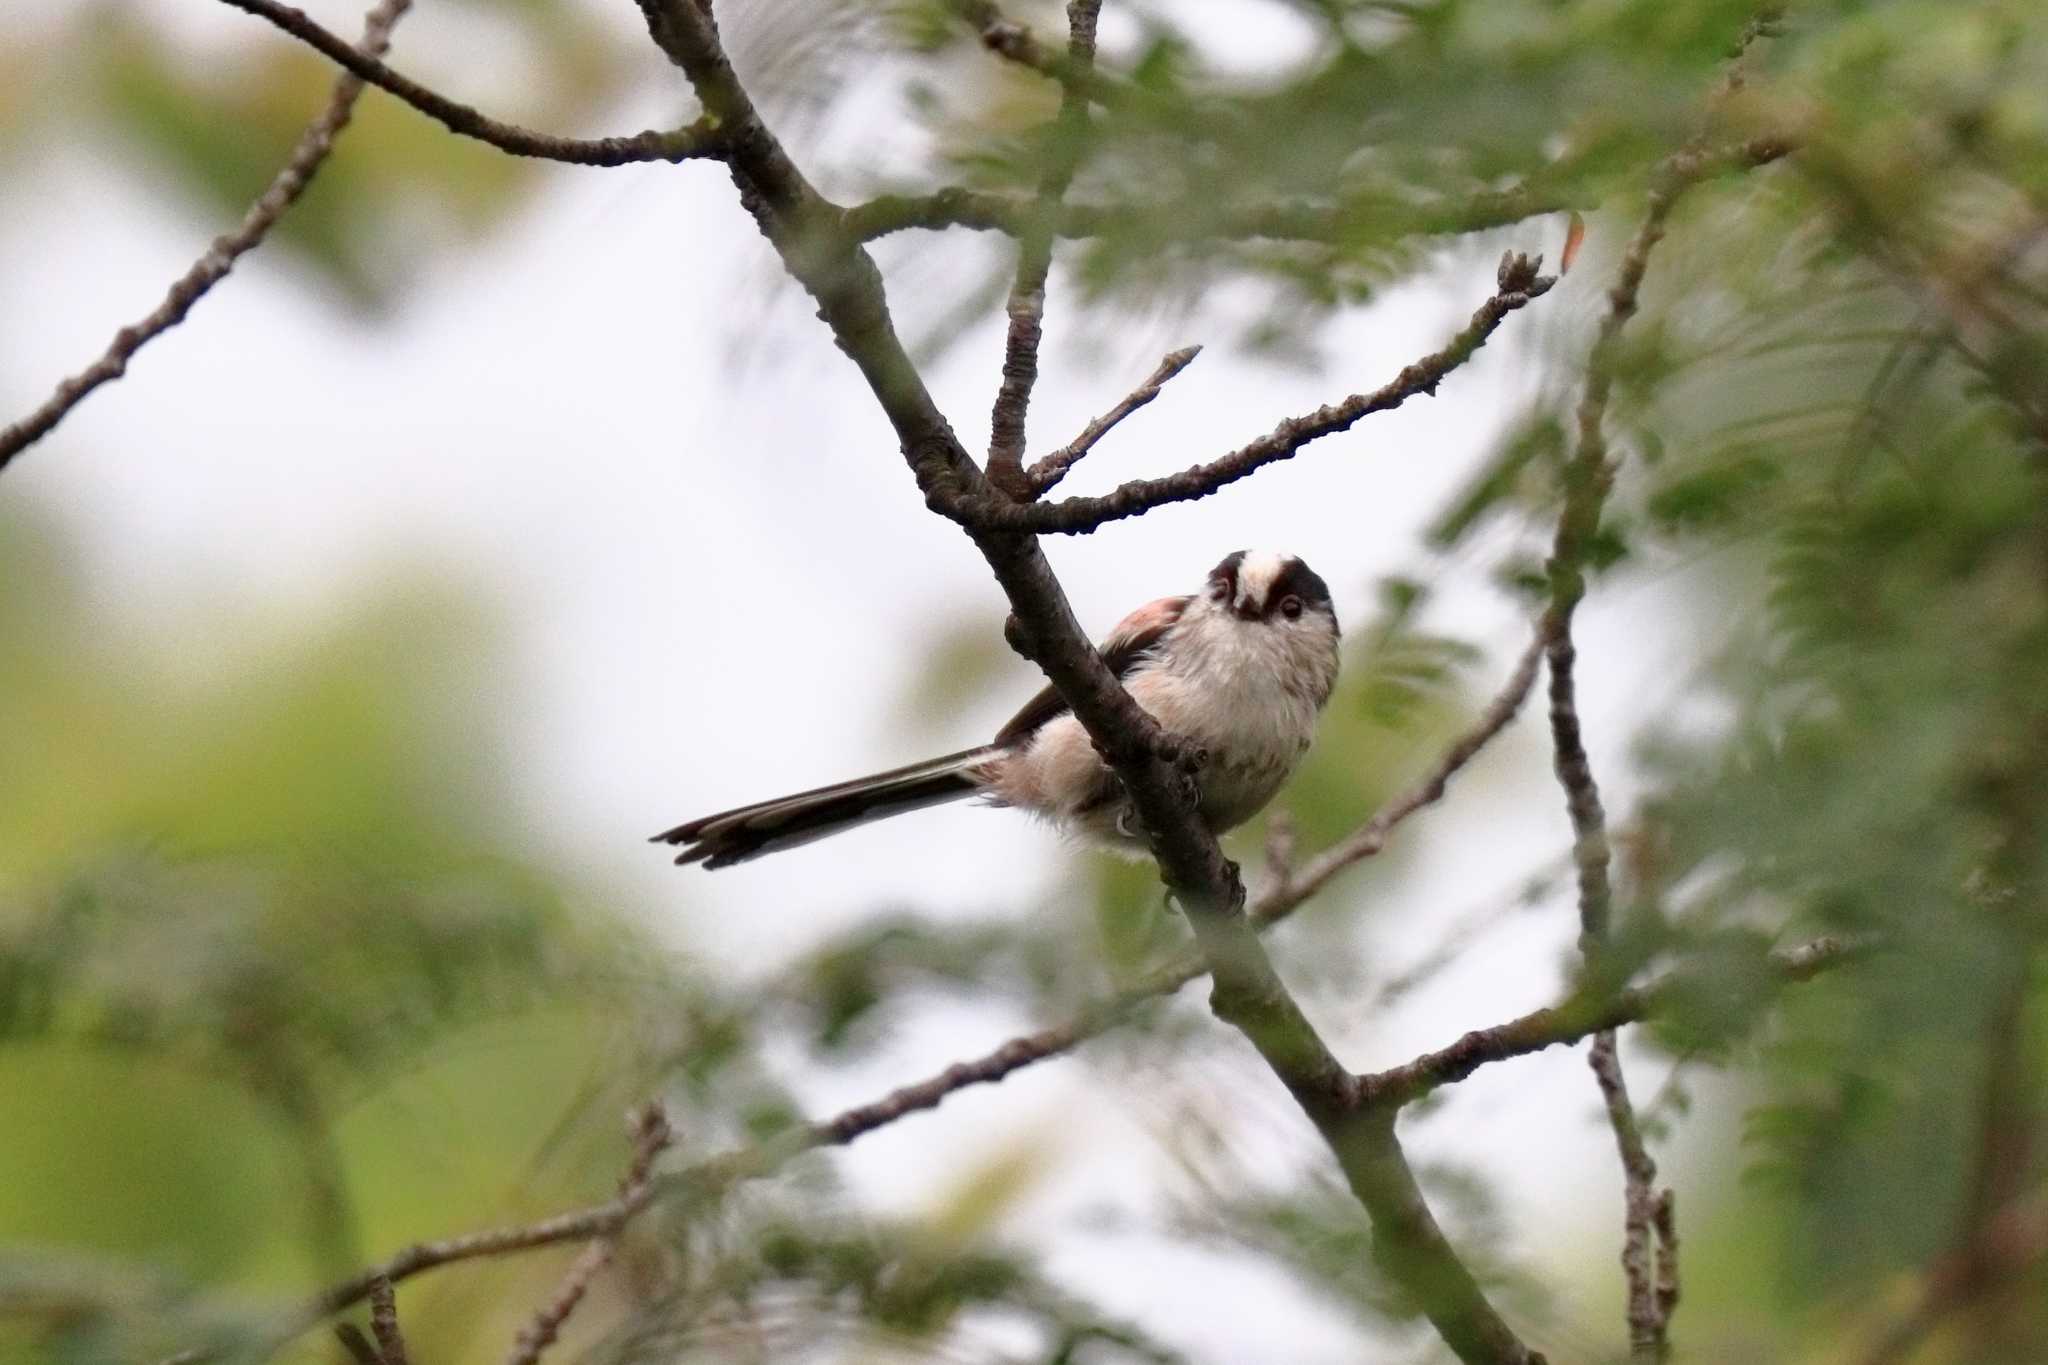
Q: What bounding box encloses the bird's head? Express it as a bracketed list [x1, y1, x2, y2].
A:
[1205, 550, 1337, 631]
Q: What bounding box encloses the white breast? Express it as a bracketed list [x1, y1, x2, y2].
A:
[993, 596, 1337, 844]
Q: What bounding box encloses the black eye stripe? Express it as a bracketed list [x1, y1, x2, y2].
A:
[1270, 559, 1331, 610]
[1207, 549, 1249, 599]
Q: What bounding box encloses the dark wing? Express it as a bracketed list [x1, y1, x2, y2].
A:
[992, 594, 1192, 748]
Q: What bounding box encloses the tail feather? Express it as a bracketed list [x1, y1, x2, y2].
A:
[652, 747, 997, 869]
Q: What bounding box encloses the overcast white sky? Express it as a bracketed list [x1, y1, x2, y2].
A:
[0, 2, 1757, 1358]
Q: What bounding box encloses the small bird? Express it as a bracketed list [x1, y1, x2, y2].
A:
[654, 550, 1341, 868]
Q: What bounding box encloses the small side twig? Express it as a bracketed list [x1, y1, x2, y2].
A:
[945, 0, 1129, 109]
[0, 0, 415, 473]
[1355, 935, 1853, 1108]
[217, 0, 721, 166]
[503, 1103, 674, 1365]
[368, 1277, 410, 1365]
[1268, 624, 1551, 914]
[1027, 345, 1202, 496]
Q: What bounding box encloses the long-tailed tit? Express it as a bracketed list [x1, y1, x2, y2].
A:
[654, 550, 1340, 868]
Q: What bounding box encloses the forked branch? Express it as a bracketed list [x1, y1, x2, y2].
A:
[934, 250, 1557, 534]
[1028, 345, 1202, 496]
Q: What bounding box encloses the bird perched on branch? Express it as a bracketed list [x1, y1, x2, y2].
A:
[654, 550, 1340, 868]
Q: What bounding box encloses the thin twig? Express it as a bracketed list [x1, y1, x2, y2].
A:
[1355, 936, 1853, 1108]
[944, 0, 1129, 108]
[503, 1103, 673, 1365]
[1271, 627, 1551, 912]
[1587, 1032, 1665, 1360]
[0, 0, 416, 472]
[367, 1277, 409, 1365]
[218, 0, 720, 165]
[1028, 345, 1202, 495]
[986, 0, 1102, 497]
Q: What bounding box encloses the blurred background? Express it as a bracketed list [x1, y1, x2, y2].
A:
[1, 0, 2045, 1361]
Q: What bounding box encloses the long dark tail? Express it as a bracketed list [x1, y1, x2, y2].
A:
[651, 746, 998, 869]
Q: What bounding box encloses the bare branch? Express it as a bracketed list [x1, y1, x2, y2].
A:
[300, 1196, 648, 1330]
[1028, 345, 1201, 496]
[936, 251, 1558, 534]
[218, 0, 720, 166]
[0, 0, 415, 473]
[1356, 936, 1855, 1108]
[987, 0, 1104, 497]
[367, 1277, 409, 1365]
[1269, 627, 1550, 914]
[503, 1103, 673, 1365]
[1588, 1032, 1667, 1361]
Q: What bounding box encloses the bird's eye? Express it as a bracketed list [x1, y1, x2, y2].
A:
[1279, 595, 1303, 620]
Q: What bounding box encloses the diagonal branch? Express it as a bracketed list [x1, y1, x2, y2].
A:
[367, 1278, 409, 1365]
[218, 0, 721, 166]
[614, 18, 1550, 1348]
[1356, 935, 1854, 1108]
[0, 0, 416, 473]
[1027, 344, 1201, 496]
